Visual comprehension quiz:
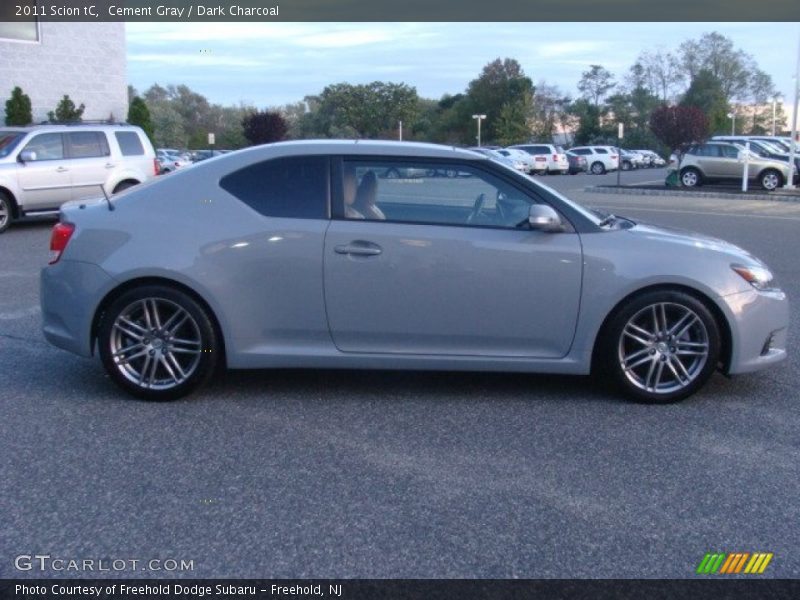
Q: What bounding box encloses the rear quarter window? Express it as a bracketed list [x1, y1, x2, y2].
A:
[595, 148, 608, 154]
[115, 131, 145, 156]
[220, 156, 328, 219]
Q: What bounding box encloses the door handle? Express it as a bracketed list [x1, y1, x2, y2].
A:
[335, 241, 382, 256]
[55, 166, 69, 173]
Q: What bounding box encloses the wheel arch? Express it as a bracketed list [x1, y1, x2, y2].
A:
[0, 186, 20, 218]
[757, 167, 784, 187]
[590, 283, 732, 375]
[91, 276, 227, 367]
[111, 178, 141, 193]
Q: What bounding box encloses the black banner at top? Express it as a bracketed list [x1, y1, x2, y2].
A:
[1, 0, 799, 22]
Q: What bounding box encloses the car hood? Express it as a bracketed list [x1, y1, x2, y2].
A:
[624, 220, 762, 265]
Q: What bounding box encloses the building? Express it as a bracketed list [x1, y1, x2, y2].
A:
[0, 21, 127, 123]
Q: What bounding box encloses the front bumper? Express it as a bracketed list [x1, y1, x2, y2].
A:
[722, 287, 789, 374]
[41, 260, 116, 357]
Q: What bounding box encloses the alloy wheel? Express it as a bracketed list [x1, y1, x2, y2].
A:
[761, 171, 780, 191]
[617, 302, 710, 395]
[110, 298, 203, 391]
[681, 170, 699, 187]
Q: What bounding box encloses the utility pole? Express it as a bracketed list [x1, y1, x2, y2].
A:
[472, 114, 486, 147]
[398, 120, 403, 141]
[786, 32, 800, 190]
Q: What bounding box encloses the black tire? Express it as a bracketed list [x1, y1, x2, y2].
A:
[759, 169, 783, 191]
[622, 161, 632, 171]
[680, 167, 702, 188]
[591, 161, 605, 175]
[0, 191, 13, 234]
[112, 180, 138, 194]
[598, 290, 721, 404]
[98, 285, 219, 400]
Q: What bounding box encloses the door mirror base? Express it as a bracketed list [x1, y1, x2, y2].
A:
[528, 204, 563, 232]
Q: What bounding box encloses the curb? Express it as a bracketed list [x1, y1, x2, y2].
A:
[583, 185, 800, 203]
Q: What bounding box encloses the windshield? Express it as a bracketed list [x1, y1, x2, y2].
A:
[0, 131, 25, 159]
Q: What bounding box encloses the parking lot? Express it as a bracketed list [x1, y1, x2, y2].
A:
[1, 185, 798, 578]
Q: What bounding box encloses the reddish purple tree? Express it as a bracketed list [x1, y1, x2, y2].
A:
[242, 110, 288, 146]
[649, 105, 709, 152]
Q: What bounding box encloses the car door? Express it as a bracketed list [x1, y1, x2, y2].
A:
[15, 132, 72, 211]
[323, 158, 583, 358]
[66, 131, 113, 200]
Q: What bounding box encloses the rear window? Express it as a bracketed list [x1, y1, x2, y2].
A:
[220, 156, 328, 219]
[115, 131, 145, 156]
[67, 131, 110, 159]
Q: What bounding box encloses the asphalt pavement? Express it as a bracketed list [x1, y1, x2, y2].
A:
[1, 178, 798, 579]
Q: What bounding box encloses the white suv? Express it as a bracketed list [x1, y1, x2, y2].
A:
[0, 124, 157, 233]
[509, 144, 569, 175]
[568, 146, 620, 174]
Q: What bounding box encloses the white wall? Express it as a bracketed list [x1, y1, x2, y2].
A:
[0, 22, 127, 123]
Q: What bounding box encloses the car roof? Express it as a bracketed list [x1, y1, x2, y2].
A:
[236, 139, 486, 161]
[0, 123, 143, 134]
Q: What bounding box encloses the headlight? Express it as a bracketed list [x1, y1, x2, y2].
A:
[731, 264, 776, 291]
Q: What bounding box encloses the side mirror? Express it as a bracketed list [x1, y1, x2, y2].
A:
[18, 150, 37, 163]
[528, 204, 563, 232]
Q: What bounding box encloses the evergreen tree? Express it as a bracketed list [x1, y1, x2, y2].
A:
[127, 96, 154, 141]
[48, 95, 85, 123]
[4, 86, 33, 126]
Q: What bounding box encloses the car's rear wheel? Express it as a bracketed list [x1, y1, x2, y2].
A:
[0, 191, 13, 234]
[591, 161, 605, 175]
[600, 290, 721, 403]
[98, 285, 219, 400]
[112, 180, 138, 194]
[759, 169, 782, 191]
[680, 168, 702, 188]
[622, 161, 632, 171]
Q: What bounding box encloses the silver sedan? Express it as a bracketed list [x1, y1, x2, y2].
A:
[40, 141, 789, 403]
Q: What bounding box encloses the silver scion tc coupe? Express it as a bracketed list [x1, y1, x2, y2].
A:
[40, 141, 789, 403]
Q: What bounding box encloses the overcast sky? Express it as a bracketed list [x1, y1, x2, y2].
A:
[127, 22, 798, 111]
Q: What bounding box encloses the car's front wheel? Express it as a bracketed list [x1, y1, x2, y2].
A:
[0, 191, 13, 234]
[600, 290, 721, 403]
[98, 285, 219, 400]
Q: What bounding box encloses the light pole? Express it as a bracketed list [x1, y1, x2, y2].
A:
[772, 94, 782, 136]
[727, 111, 736, 135]
[472, 114, 486, 147]
[785, 32, 800, 190]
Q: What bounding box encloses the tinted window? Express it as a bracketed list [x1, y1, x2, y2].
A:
[595, 148, 608, 154]
[719, 145, 739, 158]
[220, 156, 328, 219]
[571, 148, 591, 156]
[342, 160, 535, 229]
[23, 133, 64, 161]
[693, 145, 721, 157]
[0, 131, 25, 158]
[68, 131, 110, 159]
[115, 131, 145, 156]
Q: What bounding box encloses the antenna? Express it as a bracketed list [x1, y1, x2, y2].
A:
[99, 184, 115, 211]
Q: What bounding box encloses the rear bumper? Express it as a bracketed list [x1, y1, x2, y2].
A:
[41, 260, 116, 357]
[722, 288, 790, 374]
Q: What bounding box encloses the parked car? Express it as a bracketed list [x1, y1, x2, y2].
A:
[565, 151, 588, 174]
[468, 147, 525, 172]
[156, 149, 192, 174]
[618, 149, 644, 171]
[710, 136, 800, 172]
[509, 144, 569, 175]
[40, 140, 788, 404]
[496, 148, 542, 174]
[635, 150, 666, 168]
[568, 146, 619, 174]
[190, 149, 224, 163]
[678, 142, 795, 191]
[0, 123, 157, 233]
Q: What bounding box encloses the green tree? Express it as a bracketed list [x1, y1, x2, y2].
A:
[496, 91, 533, 146]
[680, 69, 729, 135]
[678, 32, 751, 101]
[577, 65, 615, 109]
[48, 95, 84, 123]
[569, 99, 603, 145]
[127, 96, 154, 141]
[4, 86, 32, 126]
[466, 58, 534, 143]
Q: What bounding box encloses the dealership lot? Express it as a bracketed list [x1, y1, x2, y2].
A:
[1, 188, 798, 578]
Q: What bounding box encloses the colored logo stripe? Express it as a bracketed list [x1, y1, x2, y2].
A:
[697, 552, 773, 575]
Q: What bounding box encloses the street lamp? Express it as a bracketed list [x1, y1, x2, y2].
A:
[727, 111, 736, 135]
[472, 114, 486, 147]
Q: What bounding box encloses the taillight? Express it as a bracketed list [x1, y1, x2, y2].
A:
[553, 154, 558, 161]
[49, 222, 75, 265]
[611, 155, 618, 160]
[153, 158, 160, 176]
[535, 156, 546, 161]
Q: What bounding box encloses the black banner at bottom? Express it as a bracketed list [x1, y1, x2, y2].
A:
[3, 579, 800, 600]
